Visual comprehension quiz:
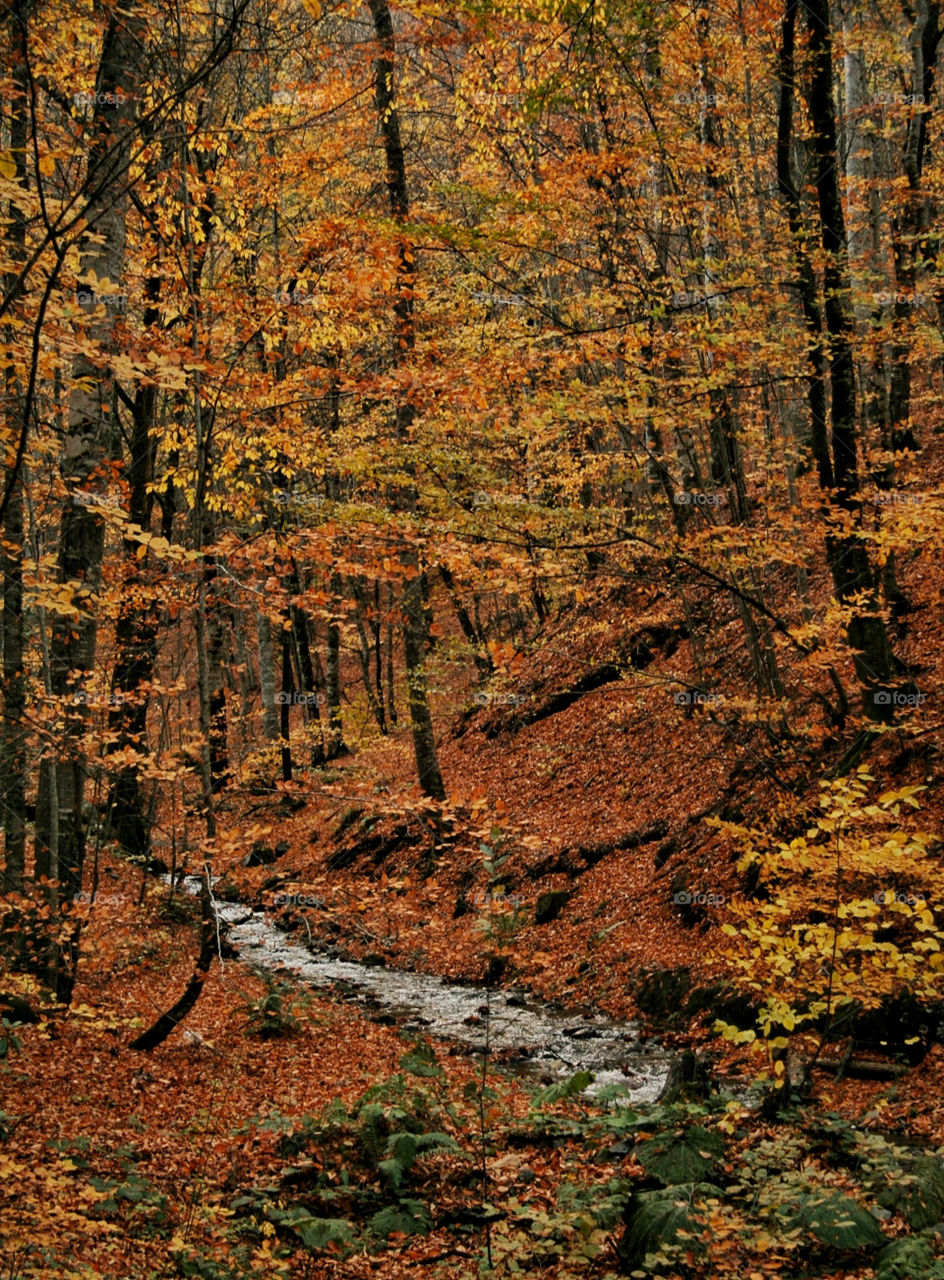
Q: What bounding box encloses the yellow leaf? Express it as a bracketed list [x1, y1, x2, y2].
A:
[301, 0, 322, 15]
[39, 154, 55, 176]
[0, 151, 16, 180]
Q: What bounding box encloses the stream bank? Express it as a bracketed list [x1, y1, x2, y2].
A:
[175, 875, 673, 1101]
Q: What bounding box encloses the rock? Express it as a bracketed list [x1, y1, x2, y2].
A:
[145, 856, 169, 875]
[362, 953, 386, 967]
[534, 889, 571, 925]
[214, 876, 242, 901]
[601, 1140, 634, 1158]
[505, 991, 528, 1007]
[242, 842, 278, 868]
[0, 993, 39, 1025]
[562, 1025, 601, 1040]
[658, 1049, 713, 1104]
[634, 967, 693, 1028]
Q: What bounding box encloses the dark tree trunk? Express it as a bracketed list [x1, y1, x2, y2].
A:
[325, 575, 346, 759]
[257, 613, 280, 740]
[888, 2, 940, 452]
[106, 274, 160, 860]
[778, 0, 895, 719]
[368, 0, 445, 801]
[1, 0, 28, 896]
[439, 565, 492, 675]
[279, 619, 293, 782]
[50, 9, 143, 999]
[129, 876, 216, 1051]
[287, 559, 326, 764]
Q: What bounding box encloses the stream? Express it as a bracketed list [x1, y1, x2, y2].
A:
[175, 876, 673, 1103]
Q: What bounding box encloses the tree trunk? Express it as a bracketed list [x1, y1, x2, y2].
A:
[129, 875, 216, 1051]
[49, 9, 143, 999]
[1, 0, 29, 896]
[698, 10, 747, 522]
[779, 0, 895, 720]
[887, 1, 940, 452]
[279, 619, 293, 782]
[106, 273, 160, 860]
[257, 613, 280, 740]
[325, 575, 346, 759]
[368, 0, 445, 801]
[287, 559, 326, 764]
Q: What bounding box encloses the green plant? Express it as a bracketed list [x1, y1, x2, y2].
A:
[241, 977, 305, 1039]
[0, 1018, 22, 1059]
[230, 1051, 470, 1259]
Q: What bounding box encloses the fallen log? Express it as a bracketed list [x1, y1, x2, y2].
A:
[804, 1056, 910, 1081]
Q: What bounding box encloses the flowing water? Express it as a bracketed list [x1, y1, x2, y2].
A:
[176, 877, 672, 1103]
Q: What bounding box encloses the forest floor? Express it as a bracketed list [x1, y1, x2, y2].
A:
[2, 449, 944, 1277]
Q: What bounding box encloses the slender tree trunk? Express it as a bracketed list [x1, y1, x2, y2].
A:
[279, 620, 293, 782]
[439, 565, 493, 675]
[368, 0, 445, 800]
[779, 0, 895, 719]
[257, 614, 280, 739]
[129, 874, 216, 1051]
[698, 10, 747, 522]
[49, 9, 142, 999]
[386, 585, 398, 727]
[287, 559, 326, 764]
[106, 271, 160, 859]
[887, 1, 940, 452]
[1, 0, 29, 896]
[352, 580, 386, 731]
[205, 551, 229, 794]
[325, 575, 346, 759]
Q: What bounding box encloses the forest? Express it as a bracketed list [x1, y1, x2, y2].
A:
[1, 0, 944, 1276]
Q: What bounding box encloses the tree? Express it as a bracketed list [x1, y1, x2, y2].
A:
[715, 772, 943, 1105]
